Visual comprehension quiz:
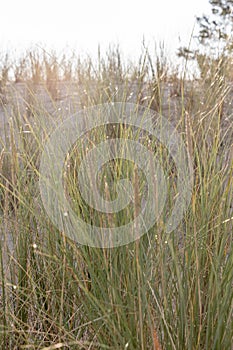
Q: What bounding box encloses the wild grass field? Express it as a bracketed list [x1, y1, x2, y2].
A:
[0, 46, 232, 349]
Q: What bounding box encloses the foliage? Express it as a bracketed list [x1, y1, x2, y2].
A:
[197, 0, 233, 51]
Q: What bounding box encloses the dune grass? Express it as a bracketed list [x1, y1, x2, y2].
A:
[0, 46, 232, 349]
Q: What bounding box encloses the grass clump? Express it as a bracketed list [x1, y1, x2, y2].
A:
[0, 45, 232, 349]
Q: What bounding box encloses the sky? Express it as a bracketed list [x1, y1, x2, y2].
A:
[0, 0, 211, 60]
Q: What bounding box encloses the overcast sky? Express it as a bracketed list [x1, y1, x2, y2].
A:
[0, 0, 211, 59]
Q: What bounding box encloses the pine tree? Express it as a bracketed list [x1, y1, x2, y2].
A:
[197, 0, 233, 51]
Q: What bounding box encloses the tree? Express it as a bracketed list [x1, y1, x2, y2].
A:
[177, 0, 233, 59]
[197, 0, 233, 52]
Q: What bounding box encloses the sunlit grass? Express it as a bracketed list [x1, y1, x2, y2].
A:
[0, 45, 232, 349]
